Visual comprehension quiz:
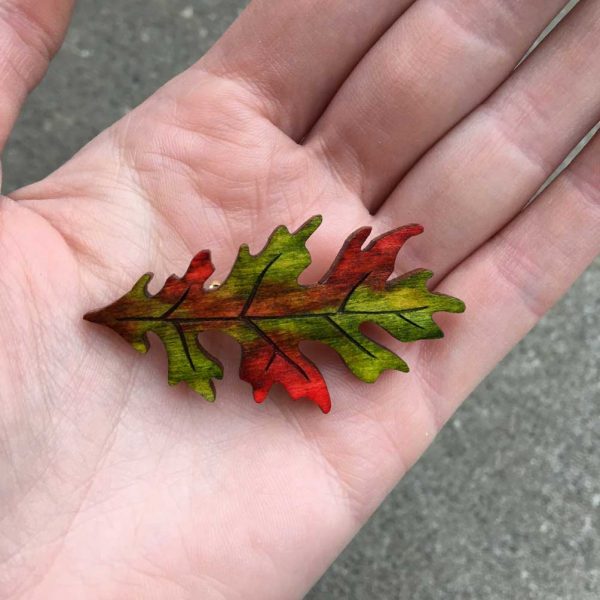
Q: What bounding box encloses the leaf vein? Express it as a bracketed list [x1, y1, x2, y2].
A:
[241, 253, 282, 316]
[244, 317, 309, 381]
[173, 321, 195, 371]
[325, 316, 376, 359]
[160, 286, 191, 319]
[339, 271, 371, 312]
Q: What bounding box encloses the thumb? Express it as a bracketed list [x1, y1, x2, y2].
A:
[0, 0, 75, 186]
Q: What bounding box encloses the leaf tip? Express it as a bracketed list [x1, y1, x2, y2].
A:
[295, 214, 323, 240]
[133, 273, 154, 297]
[439, 295, 466, 314]
[312, 388, 331, 413]
[202, 378, 219, 402]
[82, 310, 98, 324]
[454, 298, 466, 313]
[253, 388, 268, 404]
[83, 306, 115, 329]
[320, 403, 331, 414]
[132, 337, 150, 354]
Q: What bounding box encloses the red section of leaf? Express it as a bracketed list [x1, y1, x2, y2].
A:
[324, 224, 424, 289]
[239, 339, 331, 413]
[161, 250, 215, 302]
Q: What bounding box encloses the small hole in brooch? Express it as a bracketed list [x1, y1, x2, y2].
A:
[208, 280, 221, 290]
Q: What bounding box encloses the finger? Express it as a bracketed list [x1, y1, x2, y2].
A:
[378, 0, 600, 283]
[0, 0, 75, 156]
[413, 129, 599, 428]
[198, 0, 415, 140]
[305, 0, 570, 210]
[256, 132, 597, 554]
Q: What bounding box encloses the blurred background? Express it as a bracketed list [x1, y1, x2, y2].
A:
[3, 1, 598, 598]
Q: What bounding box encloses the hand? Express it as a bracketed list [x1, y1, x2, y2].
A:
[1, 1, 598, 598]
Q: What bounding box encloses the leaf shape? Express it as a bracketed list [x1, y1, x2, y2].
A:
[84, 216, 465, 413]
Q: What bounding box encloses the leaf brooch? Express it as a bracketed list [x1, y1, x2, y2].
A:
[84, 216, 465, 413]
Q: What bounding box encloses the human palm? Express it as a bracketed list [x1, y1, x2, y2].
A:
[1, 0, 598, 598]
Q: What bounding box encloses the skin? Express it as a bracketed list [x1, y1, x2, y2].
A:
[0, 0, 598, 598]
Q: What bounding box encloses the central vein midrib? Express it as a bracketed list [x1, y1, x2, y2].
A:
[119, 307, 429, 322]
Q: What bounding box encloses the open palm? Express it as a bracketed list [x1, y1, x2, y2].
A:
[1, 0, 598, 598]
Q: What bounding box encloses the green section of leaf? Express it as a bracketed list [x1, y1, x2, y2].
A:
[345, 270, 465, 342]
[151, 322, 223, 401]
[213, 216, 322, 305]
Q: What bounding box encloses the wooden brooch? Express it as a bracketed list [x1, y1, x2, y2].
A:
[84, 216, 465, 413]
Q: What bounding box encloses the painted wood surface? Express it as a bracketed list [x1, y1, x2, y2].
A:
[84, 216, 465, 413]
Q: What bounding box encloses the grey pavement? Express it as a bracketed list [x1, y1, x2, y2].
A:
[3, 1, 598, 598]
